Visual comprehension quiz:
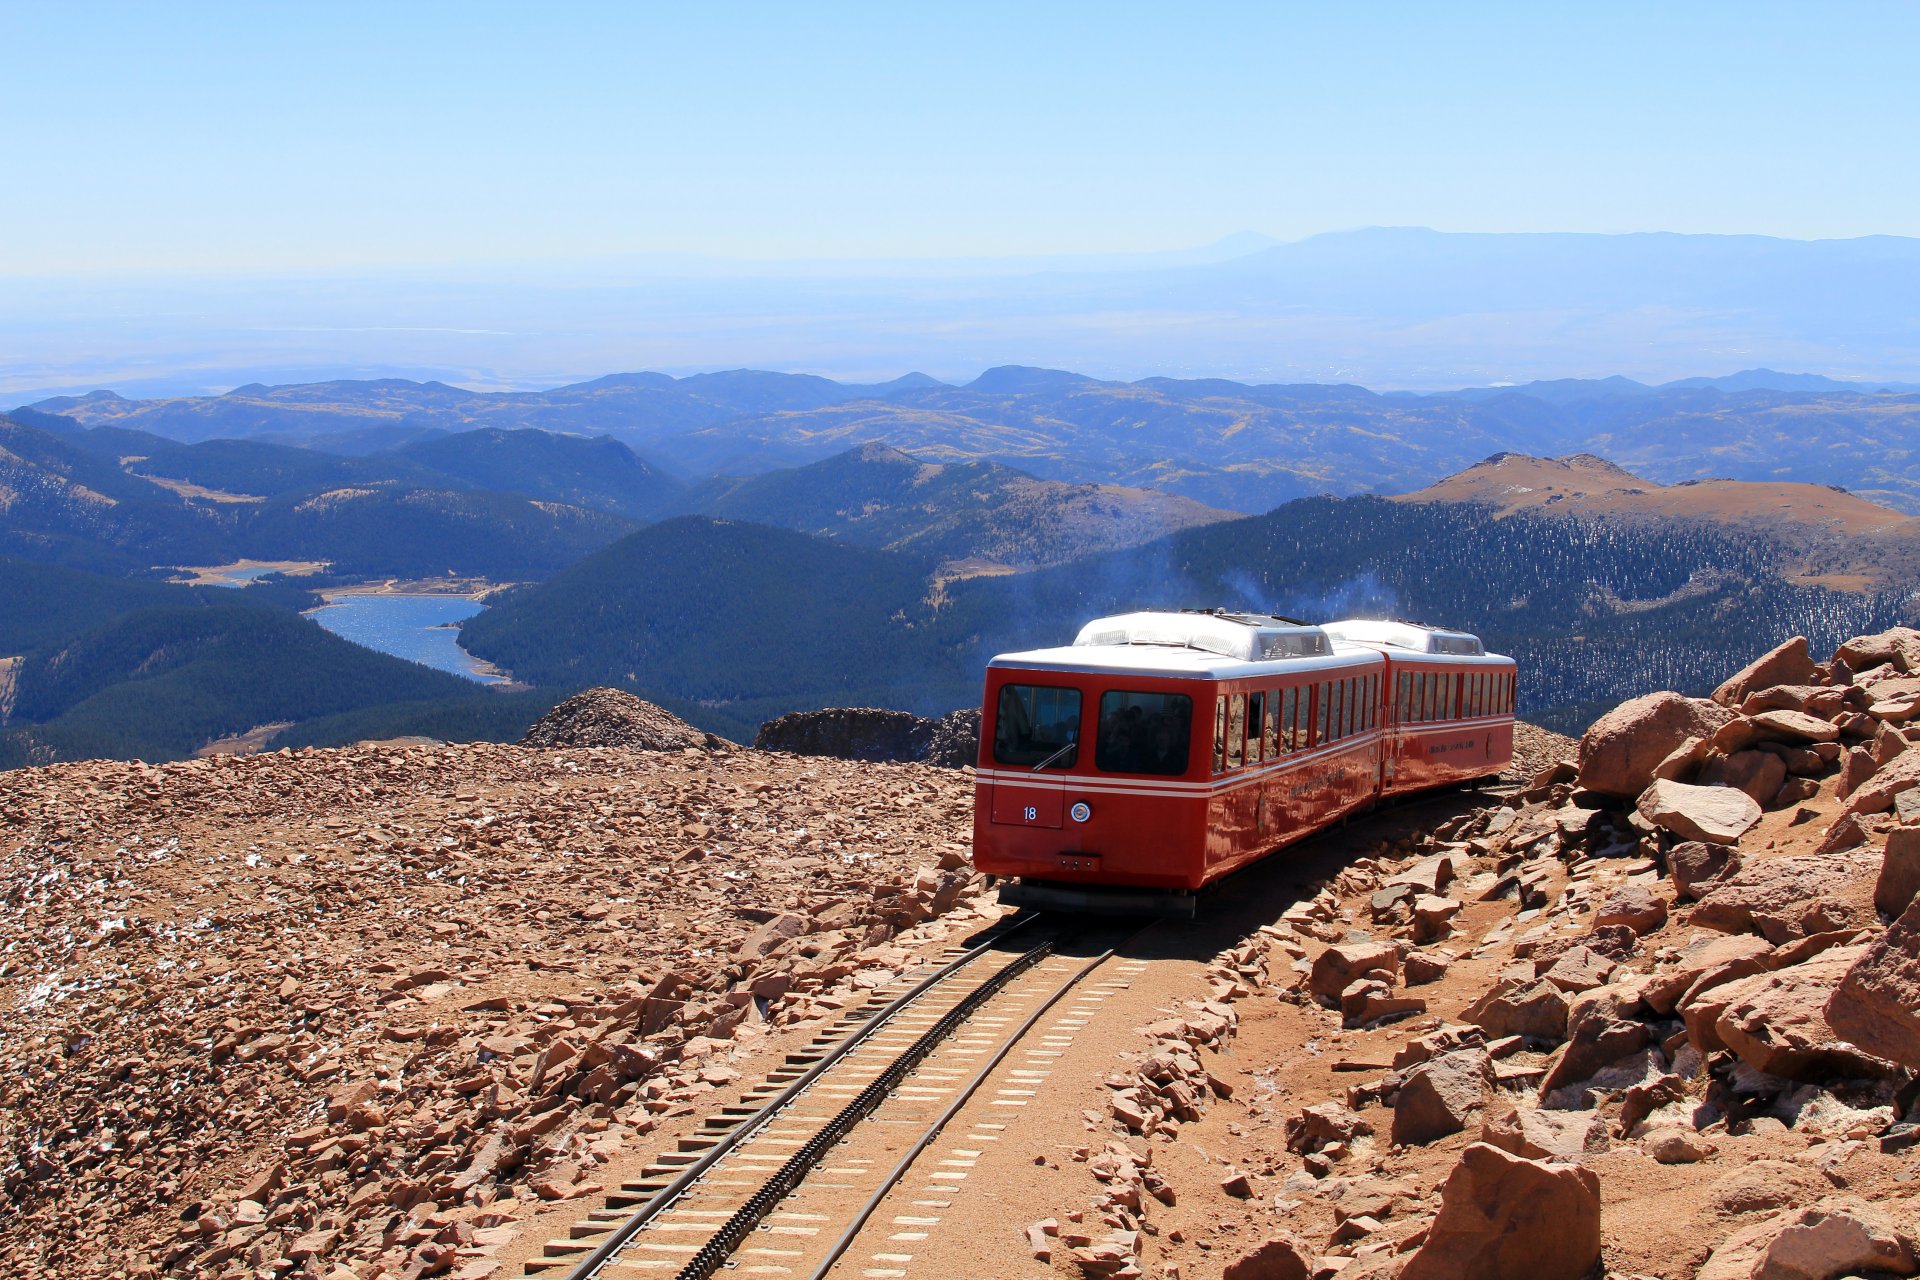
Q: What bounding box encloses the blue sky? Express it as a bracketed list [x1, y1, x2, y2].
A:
[3, 2, 1917, 275]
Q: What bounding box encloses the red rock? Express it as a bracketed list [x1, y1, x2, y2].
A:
[1636, 779, 1762, 845]
[1479, 1103, 1608, 1162]
[1878, 827, 1920, 917]
[1463, 979, 1570, 1042]
[1843, 749, 1920, 815]
[1697, 1199, 1918, 1280]
[1392, 1049, 1490, 1145]
[1399, 1143, 1601, 1280]
[1578, 692, 1736, 798]
[1712, 945, 1885, 1080]
[1688, 852, 1879, 943]
[1644, 932, 1775, 1015]
[1220, 1232, 1314, 1280]
[1826, 896, 1920, 1070]
[1698, 749, 1789, 806]
[1750, 708, 1842, 743]
[1668, 840, 1741, 900]
[1307, 941, 1399, 1007]
[1837, 627, 1920, 675]
[1593, 883, 1668, 935]
[1712, 636, 1820, 707]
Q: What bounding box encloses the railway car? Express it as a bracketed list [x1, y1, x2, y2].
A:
[971, 609, 1515, 915]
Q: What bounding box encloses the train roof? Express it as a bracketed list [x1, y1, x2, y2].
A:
[1323, 618, 1511, 662]
[988, 610, 1379, 680]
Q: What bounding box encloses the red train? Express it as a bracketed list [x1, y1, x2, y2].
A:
[971, 610, 1516, 915]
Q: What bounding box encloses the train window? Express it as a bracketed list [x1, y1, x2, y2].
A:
[1261, 690, 1280, 758]
[994, 684, 1082, 769]
[1213, 700, 1227, 771]
[1225, 694, 1246, 768]
[1395, 671, 1411, 723]
[1316, 682, 1331, 745]
[1345, 678, 1358, 737]
[1096, 690, 1193, 776]
[1282, 686, 1303, 750]
[1246, 690, 1266, 763]
[1362, 674, 1375, 730]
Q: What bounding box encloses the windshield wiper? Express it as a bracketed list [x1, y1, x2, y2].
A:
[1030, 739, 1077, 772]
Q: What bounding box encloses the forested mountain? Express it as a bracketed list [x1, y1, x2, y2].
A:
[459, 518, 947, 735]
[1399, 452, 1920, 589]
[33, 365, 1920, 514]
[461, 499, 1916, 736]
[0, 559, 478, 767]
[676, 442, 1233, 569]
[0, 415, 640, 580]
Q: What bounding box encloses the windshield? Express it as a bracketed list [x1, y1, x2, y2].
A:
[1096, 690, 1193, 776]
[993, 683, 1082, 768]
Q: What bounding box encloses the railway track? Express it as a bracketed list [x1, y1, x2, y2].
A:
[530, 913, 1139, 1280]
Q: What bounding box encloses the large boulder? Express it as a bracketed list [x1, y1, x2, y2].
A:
[1696, 750, 1788, 806]
[1842, 749, 1920, 816]
[1593, 883, 1669, 935]
[1670, 840, 1742, 901]
[1714, 636, 1821, 707]
[1221, 1233, 1314, 1280]
[1837, 627, 1920, 675]
[1539, 984, 1650, 1094]
[1308, 940, 1398, 1007]
[1463, 979, 1571, 1042]
[1399, 1143, 1602, 1280]
[1637, 779, 1762, 845]
[1710, 945, 1885, 1080]
[1879, 827, 1920, 918]
[1479, 1104, 1609, 1162]
[1645, 932, 1775, 1015]
[1697, 1199, 1918, 1280]
[1826, 896, 1920, 1070]
[1578, 692, 1736, 798]
[1688, 852, 1880, 943]
[1392, 1048, 1491, 1146]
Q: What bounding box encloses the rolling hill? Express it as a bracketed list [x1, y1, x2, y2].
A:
[677, 442, 1235, 570]
[32, 363, 1920, 515]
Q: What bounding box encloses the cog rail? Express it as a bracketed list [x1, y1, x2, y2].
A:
[563, 913, 1046, 1280]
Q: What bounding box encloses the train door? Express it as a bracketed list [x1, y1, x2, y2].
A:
[988, 680, 1083, 829]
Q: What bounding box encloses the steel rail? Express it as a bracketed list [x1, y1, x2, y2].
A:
[804, 926, 1145, 1280]
[563, 911, 1042, 1280]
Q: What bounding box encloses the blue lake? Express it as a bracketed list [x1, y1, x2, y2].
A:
[305, 595, 502, 683]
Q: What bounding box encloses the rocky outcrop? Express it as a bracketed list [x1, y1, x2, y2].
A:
[520, 686, 722, 750]
[1577, 691, 1736, 797]
[753, 706, 980, 767]
[1399, 1143, 1602, 1280]
[1688, 852, 1880, 943]
[1713, 635, 1820, 707]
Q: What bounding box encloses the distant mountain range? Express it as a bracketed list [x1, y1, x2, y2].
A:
[13, 229, 1920, 395]
[25, 362, 1920, 514]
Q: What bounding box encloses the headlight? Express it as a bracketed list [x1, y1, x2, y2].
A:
[1069, 801, 1092, 823]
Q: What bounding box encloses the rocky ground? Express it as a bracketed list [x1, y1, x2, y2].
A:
[9, 634, 1920, 1280]
[0, 734, 985, 1278]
